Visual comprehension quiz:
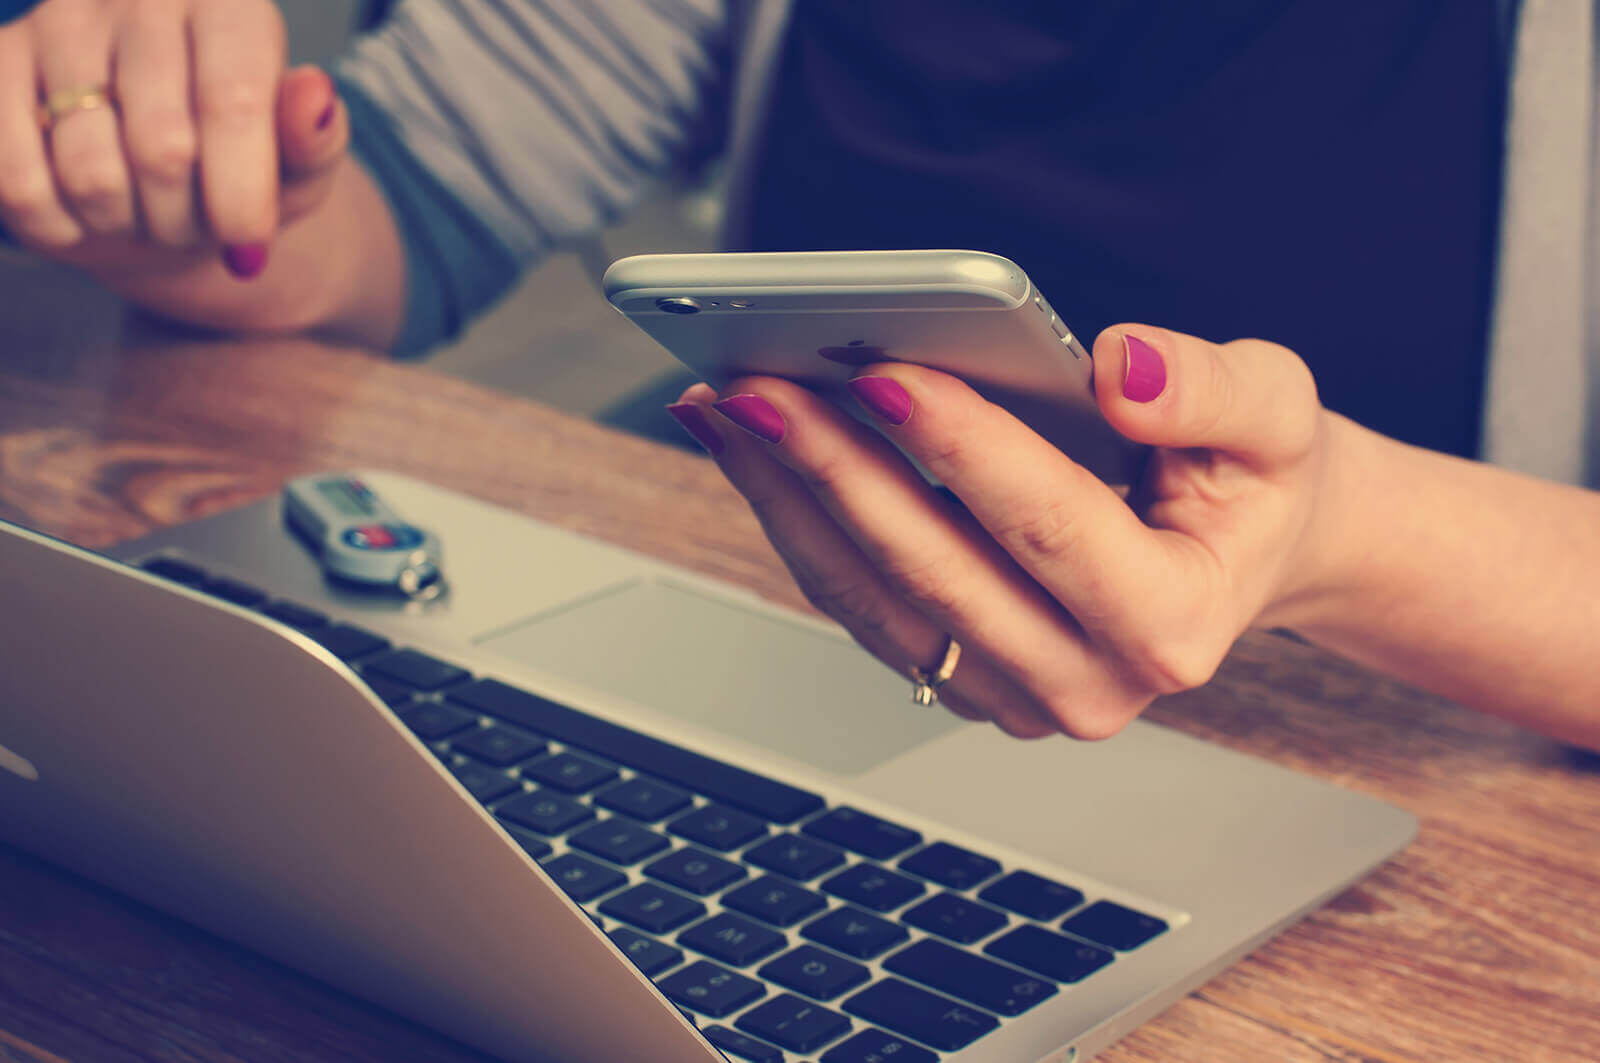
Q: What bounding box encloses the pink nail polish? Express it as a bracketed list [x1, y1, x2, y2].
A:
[222, 243, 269, 280]
[847, 376, 912, 425]
[665, 402, 725, 455]
[713, 394, 786, 444]
[1122, 334, 1167, 403]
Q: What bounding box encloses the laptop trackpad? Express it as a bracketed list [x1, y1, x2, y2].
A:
[475, 579, 960, 776]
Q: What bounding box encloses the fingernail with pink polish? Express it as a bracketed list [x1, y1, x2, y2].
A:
[665, 402, 724, 455]
[847, 376, 912, 425]
[1122, 334, 1167, 403]
[222, 243, 269, 280]
[713, 394, 786, 444]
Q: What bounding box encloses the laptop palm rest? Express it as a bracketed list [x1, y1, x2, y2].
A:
[475, 579, 961, 776]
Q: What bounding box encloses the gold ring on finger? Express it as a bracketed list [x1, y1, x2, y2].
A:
[909, 636, 962, 706]
[38, 84, 117, 132]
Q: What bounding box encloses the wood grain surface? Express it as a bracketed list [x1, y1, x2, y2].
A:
[0, 282, 1596, 1063]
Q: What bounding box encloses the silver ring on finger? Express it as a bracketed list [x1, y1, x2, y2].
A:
[909, 636, 962, 706]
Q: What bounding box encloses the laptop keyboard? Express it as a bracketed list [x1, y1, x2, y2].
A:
[140, 557, 1171, 1062]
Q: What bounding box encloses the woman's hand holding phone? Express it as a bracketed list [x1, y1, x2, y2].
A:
[668, 325, 1344, 740]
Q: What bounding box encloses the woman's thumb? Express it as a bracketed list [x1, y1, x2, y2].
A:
[1093, 326, 1322, 468]
[277, 66, 346, 177]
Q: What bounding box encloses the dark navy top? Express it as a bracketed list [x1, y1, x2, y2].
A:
[0, 1, 41, 24]
[745, 2, 1507, 456]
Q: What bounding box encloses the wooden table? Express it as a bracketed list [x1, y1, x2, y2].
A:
[1, 264, 1597, 1063]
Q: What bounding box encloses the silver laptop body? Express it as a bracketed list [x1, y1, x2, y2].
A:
[0, 471, 1416, 1062]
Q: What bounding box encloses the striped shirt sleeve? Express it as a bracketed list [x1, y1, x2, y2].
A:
[335, 0, 732, 354]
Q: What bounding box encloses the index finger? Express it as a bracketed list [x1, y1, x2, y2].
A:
[190, 0, 285, 246]
[841, 360, 1205, 656]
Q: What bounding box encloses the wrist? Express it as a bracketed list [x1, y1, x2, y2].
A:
[298, 161, 406, 348]
[1255, 410, 1396, 633]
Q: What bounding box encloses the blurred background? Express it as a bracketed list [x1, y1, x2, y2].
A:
[281, 0, 711, 443]
[0, 0, 711, 447]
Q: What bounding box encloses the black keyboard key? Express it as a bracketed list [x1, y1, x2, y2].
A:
[202, 577, 268, 608]
[501, 824, 553, 861]
[820, 864, 924, 912]
[703, 1025, 784, 1063]
[722, 875, 827, 927]
[260, 599, 329, 630]
[568, 819, 670, 865]
[669, 804, 767, 851]
[883, 939, 1056, 1016]
[395, 701, 478, 740]
[453, 725, 547, 767]
[821, 1028, 937, 1063]
[540, 852, 628, 903]
[842, 978, 997, 1052]
[609, 926, 685, 977]
[745, 834, 847, 881]
[594, 777, 693, 821]
[802, 808, 920, 861]
[523, 751, 618, 793]
[645, 847, 746, 895]
[901, 893, 1008, 945]
[361, 673, 417, 707]
[446, 679, 825, 823]
[759, 945, 870, 1001]
[446, 760, 520, 804]
[737, 994, 851, 1054]
[977, 870, 1084, 921]
[679, 912, 787, 966]
[800, 907, 908, 960]
[141, 556, 207, 585]
[363, 648, 469, 691]
[495, 788, 594, 835]
[658, 960, 765, 1018]
[1061, 900, 1168, 951]
[898, 841, 1001, 890]
[984, 925, 1113, 983]
[313, 623, 390, 661]
[600, 882, 706, 933]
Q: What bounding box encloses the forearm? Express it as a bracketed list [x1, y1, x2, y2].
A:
[91, 160, 404, 350]
[1279, 414, 1600, 748]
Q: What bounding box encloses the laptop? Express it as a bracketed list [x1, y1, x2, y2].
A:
[0, 470, 1416, 1063]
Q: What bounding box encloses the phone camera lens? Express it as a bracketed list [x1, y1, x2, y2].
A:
[656, 297, 702, 315]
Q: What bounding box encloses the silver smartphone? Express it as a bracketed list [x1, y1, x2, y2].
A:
[603, 249, 1146, 484]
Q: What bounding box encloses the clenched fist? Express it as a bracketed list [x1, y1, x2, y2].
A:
[0, 0, 348, 279]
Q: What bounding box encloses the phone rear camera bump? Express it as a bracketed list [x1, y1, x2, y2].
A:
[656, 297, 702, 315]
